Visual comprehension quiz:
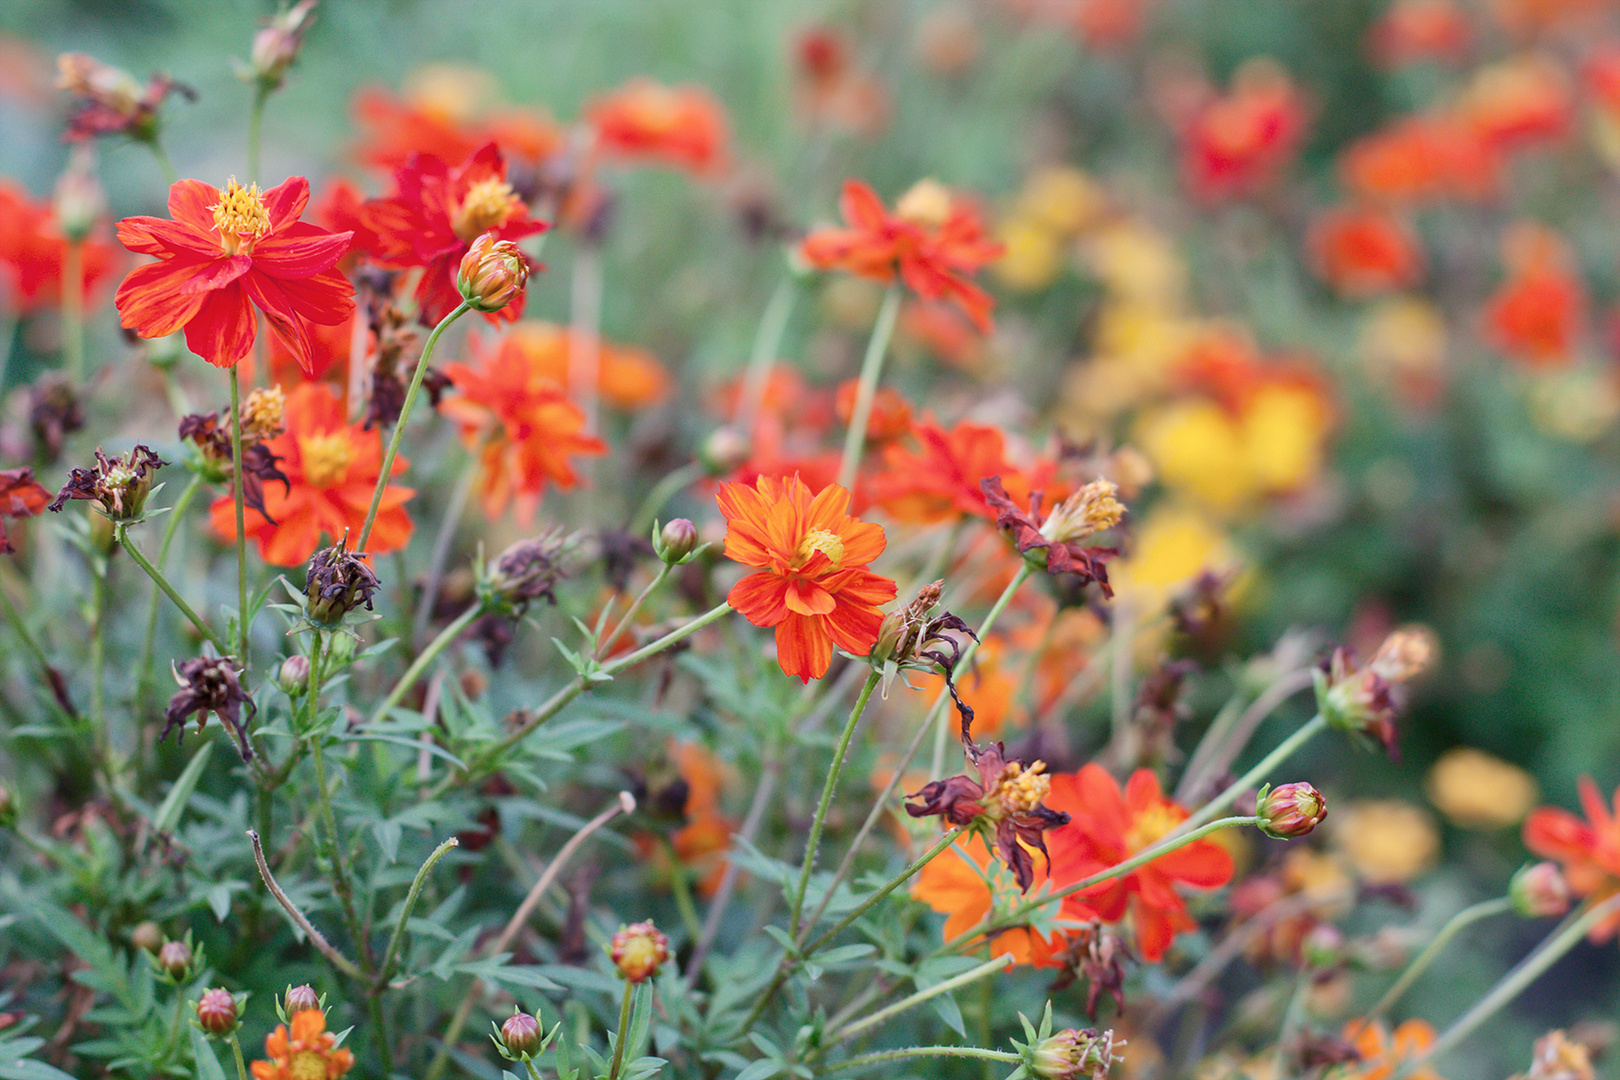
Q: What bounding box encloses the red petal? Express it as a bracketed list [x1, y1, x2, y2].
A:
[775, 611, 832, 682]
[167, 179, 221, 232]
[182, 283, 255, 368]
[180, 254, 253, 295]
[261, 176, 312, 228]
[115, 259, 211, 337]
[253, 223, 354, 278]
[728, 571, 790, 627]
[117, 215, 219, 259]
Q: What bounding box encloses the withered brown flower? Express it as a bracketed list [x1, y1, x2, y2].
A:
[163, 654, 255, 761]
[980, 476, 1121, 595]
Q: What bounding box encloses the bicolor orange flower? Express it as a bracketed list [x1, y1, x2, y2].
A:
[1306, 204, 1425, 299]
[863, 419, 1020, 523]
[361, 143, 546, 324]
[800, 178, 1004, 333]
[1180, 60, 1307, 202]
[114, 176, 354, 372]
[1045, 764, 1233, 961]
[911, 833, 1091, 967]
[250, 1008, 354, 1080]
[352, 84, 564, 172]
[1340, 1019, 1444, 1080]
[209, 383, 413, 566]
[0, 182, 117, 314]
[717, 474, 897, 682]
[464, 321, 670, 411]
[1484, 223, 1585, 369]
[437, 337, 607, 524]
[586, 79, 729, 175]
[1524, 777, 1620, 942]
[1458, 54, 1572, 153]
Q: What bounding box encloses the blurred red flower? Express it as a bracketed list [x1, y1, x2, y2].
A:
[1367, 0, 1472, 69]
[352, 84, 564, 173]
[0, 467, 51, 555]
[466, 321, 670, 411]
[0, 182, 117, 314]
[586, 79, 729, 175]
[1180, 60, 1307, 201]
[1483, 223, 1585, 369]
[1306, 204, 1425, 298]
[1340, 113, 1501, 204]
[864, 418, 1021, 523]
[1524, 776, 1620, 942]
[115, 176, 353, 372]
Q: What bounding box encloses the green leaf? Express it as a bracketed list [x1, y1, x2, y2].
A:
[190, 1026, 228, 1080]
[0, 1060, 79, 1080]
[151, 742, 214, 836]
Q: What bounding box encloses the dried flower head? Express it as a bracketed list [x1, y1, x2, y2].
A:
[57, 52, 192, 143]
[195, 988, 239, 1036]
[29, 373, 85, 463]
[871, 579, 979, 719]
[480, 530, 576, 618]
[981, 475, 1120, 594]
[610, 920, 669, 983]
[304, 536, 382, 626]
[1051, 923, 1135, 1018]
[180, 409, 292, 525]
[1257, 782, 1330, 839]
[163, 654, 256, 761]
[49, 444, 167, 522]
[1315, 627, 1434, 758]
[1030, 1027, 1128, 1080]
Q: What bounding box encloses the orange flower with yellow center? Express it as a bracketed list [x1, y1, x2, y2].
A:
[717, 474, 896, 682]
[249, 1008, 354, 1080]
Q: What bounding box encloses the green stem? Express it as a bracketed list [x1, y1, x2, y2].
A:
[596, 563, 671, 659]
[167, 990, 184, 1061]
[790, 670, 882, 939]
[803, 826, 965, 955]
[376, 836, 459, 986]
[229, 368, 250, 670]
[1169, 714, 1328, 841]
[247, 86, 267, 184]
[359, 301, 472, 551]
[247, 829, 366, 980]
[89, 554, 107, 759]
[0, 569, 51, 674]
[836, 284, 901, 493]
[823, 1045, 1020, 1075]
[369, 989, 391, 1073]
[62, 238, 84, 383]
[367, 604, 481, 727]
[734, 276, 798, 438]
[147, 140, 179, 187]
[307, 682, 366, 968]
[1403, 894, 1620, 1074]
[117, 528, 228, 654]
[1365, 896, 1514, 1024]
[136, 474, 204, 722]
[226, 1030, 249, 1080]
[828, 954, 1011, 1046]
[628, 461, 702, 537]
[606, 979, 634, 1080]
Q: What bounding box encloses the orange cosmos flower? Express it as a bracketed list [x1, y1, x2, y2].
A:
[1524, 776, 1620, 942]
[210, 383, 412, 566]
[800, 178, 1005, 333]
[1306, 204, 1425, 298]
[1340, 113, 1501, 204]
[352, 84, 563, 173]
[1340, 1019, 1444, 1080]
[1458, 54, 1572, 153]
[463, 321, 670, 411]
[586, 78, 729, 175]
[114, 176, 354, 372]
[863, 418, 1021, 523]
[1180, 59, 1307, 202]
[1484, 223, 1585, 369]
[717, 474, 897, 682]
[1367, 0, 1471, 69]
[0, 467, 51, 555]
[1045, 764, 1234, 961]
[0, 182, 117, 314]
[437, 337, 608, 524]
[250, 1008, 354, 1080]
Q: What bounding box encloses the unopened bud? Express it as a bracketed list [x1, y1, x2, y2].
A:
[249, 0, 317, 91]
[609, 920, 669, 983]
[53, 145, 105, 241]
[276, 655, 310, 697]
[1301, 923, 1344, 968]
[195, 988, 238, 1035]
[130, 921, 163, 954]
[1256, 782, 1328, 839]
[1511, 861, 1571, 918]
[157, 939, 193, 980]
[656, 518, 700, 564]
[1029, 1027, 1127, 1080]
[496, 1008, 542, 1059]
[697, 426, 749, 476]
[0, 783, 13, 829]
[284, 984, 319, 1014]
[457, 233, 530, 313]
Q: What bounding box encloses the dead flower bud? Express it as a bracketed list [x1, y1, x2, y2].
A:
[981, 475, 1120, 595]
[179, 410, 291, 524]
[1315, 627, 1433, 758]
[1257, 782, 1329, 839]
[480, 530, 576, 618]
[871, 580, 979, 730]
[163, 654, 255, 761]
[1050, 922, 1135, 1018]
[1030, 1027, 1128, 1080]
[610, 920, 669, 983]
[49, 444, 166, 522]
[304, 537, 382, 626]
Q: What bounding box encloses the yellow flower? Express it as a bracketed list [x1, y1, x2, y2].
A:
[1425, 747, 1538, 829]
[1109, 502, 1237, 613]
[1017, 165, 1104, 236]
[1083, 221, 1185, 307]
[1334, 800, 1439, 884]
[992, 215, 1064, 293]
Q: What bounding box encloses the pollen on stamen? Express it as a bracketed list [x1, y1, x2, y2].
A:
[211, 178, 271, 255]
[452, 176, 521, 241]
[992, 761, 1052, 817]
[298, 431, 353, 488]
[794, 528, 845, 569]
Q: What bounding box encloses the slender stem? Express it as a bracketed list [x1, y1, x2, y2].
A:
[246, 829, 365, 980]
[88, 554, 107, 750]
[136, 474, 204, 721]
[803, 826, 964, 955]
[734, 276, 797, 439]
[790, 670, 881, 940]
[359, 301, 472, 551]
[596, 563, 670, 660]
[1177, 668, 1317, 804]
[823, 1045, 1020, 1074]
[228, 368, 250, 670]
[1404, 894, 1620, 1074]
[629, 462, 701, 537]
[0, 568, 51, 674]
[836, 284, 901, 493]
[1365, 896, 1514, 1025]
[1169, 714, 1328, 842]
[147, 140, 179, 187]
[226, 1030, 249, 1080]
[62, 238, 85, 383]
[308, 712, 365, 963]
[117, 529, 227, 654]
[247, 86, 267, 184]
[1271, 964, 1313, 1078]
[0, 308, 16, 395]
[828, 954, 1011, 1045]
[367, 604, 481, 727]
[606, 979, 634, 1080]
[686, 745, 779, 986]
[376, 836, 459, 985]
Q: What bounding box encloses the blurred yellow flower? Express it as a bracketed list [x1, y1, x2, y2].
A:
[1358, 296, 1447, 406]
[993, 215, 1065, 292]
[1425, 747, 1538, 829]
[1526, 368, 1620, 443]
[1111, 501, 1236, 611]
[1017, 165, 1104, 236]
[1243, 381, 1330, 492]
[1334, 800, 1439, 884]
[1083, 221, 1185, 307]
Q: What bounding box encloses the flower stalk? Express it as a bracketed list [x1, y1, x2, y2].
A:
[835, 283, 901, 492]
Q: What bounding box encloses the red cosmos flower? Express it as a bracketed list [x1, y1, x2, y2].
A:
[0, 467, 51, 554]
[1484, 224, 1585, 369]
[800, 179, 1005, 333]
[1180, 60, 1307, 202]
[1524, 777, 1620, 942]
[1341, 113, 1501, 204]
[114, 176, 354, 372]
[437, 336, 607, 524]
[209, 383, 412, 566]
[1367, 0, 1471, 69]
[1306, 204, 1425, 299]
[717, 474, 897, 682]
[361, 143, 546, 324]
[864, 419, 1021, 523]
[1045, 764, 1234, 961]
[586, 78, 729, 175]
[0, 182, 116, 314]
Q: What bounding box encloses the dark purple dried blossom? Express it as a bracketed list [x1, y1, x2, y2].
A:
[49, 444, 166, 520]
[163, 654, 255, 761]
[304, 538, 382, 625]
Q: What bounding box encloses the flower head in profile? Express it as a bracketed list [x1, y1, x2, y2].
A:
[717, 474, 897, 682]
[163, 653, 254, 761]
[1524, 777, 1620, 942]
[49, 444, 166, 522]
[1315, 626, 1435, 758]
[0, 467, 51, 555]
[57, 52, 192, 143]
[250, 1008, 354, 1080]
[981, 475, 1123, 594]
[209, 383, 413, 566]
[115, 176, 354, 372]
[800, 178, 1004, 332]
[586, 79, 729, 175]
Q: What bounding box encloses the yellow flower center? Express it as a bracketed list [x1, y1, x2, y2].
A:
[896, 178, 952, 229]
[288, 1050, 328, 1080]
[299, 431, 353, 488]
[990, 761, 1051, 818]
[241, 384, 287, 442]
[453, 176, 520, 242]
[794, 528, 845, 569]
[1125, 801, 1184, 854]
[211, 178, 271, 255]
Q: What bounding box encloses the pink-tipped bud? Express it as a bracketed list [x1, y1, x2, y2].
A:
[1257, 782, 1329, 839]
[498, 1008, 542, 1059]
[1030, 1027, 1127, 1080]
[53, 145, 105, 241]
[457, 234, 530, 313]
[1301, 923, 1344, 968]
[657, 518, 700, 564]
[250, 0, 317, 90]
[195, 988, 238, 1035]
[276, 655, 311, 697]
[282, 984, 320, 1016]
[157, 939, 192, 980]
[1511, 861, 1571, 918]
[609, 920, 669, 983]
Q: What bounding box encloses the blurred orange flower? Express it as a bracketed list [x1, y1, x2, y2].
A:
[1341, 114, 1501, 204]
[0, 181, 116, 314]
[1484, 224, 1585, 369]
[1306, 204, 1425, 298]
[834, 381, 911, 445]
[0, 467, 51, 555]
[1524, 776, 1620, 942]
[911, 833, 1090, 966]
[1341, 1018, 1444, 1080]
[438, 335, 608, 525]
[469, 321, 670, 411]
[717, 474, 896, 681]
[1459, 54, 1572, 152]
[800, 179, 1004, 332]
[352, 82, 564, 172]
[587, 79, 729, 175]
[1180, 60, 1307, 201]
[1367, 0, 1472, 69]
[864, 419, 1021, 523]
[250, 1008, 354, 1080]
[210, 383, 413, 566]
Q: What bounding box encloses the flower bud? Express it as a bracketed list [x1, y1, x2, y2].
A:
[0, 783, 13, 829]
[195, 988, 238, 1035]
[157, 939, 193, 980]
[1029, 1027, 1127, 1080]
[53, 145, 105, 241]
[1511, 861, 1571, 918]
[1257, 782, 1329, 839]
[249, 0, 317, 91]
[697, 426, 749, 476]
[130, 921, 163, 954]
[457, 233, 530, 313]
[276, 655, 311, 697]
[609, 920, 669, 983]
[1301, 923, 1345, 968]
[283, 984, 320, 1015]
[656, 518, 700, 564]
[497, 1008, 542, 1059]
[304, 539, 382, 626]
